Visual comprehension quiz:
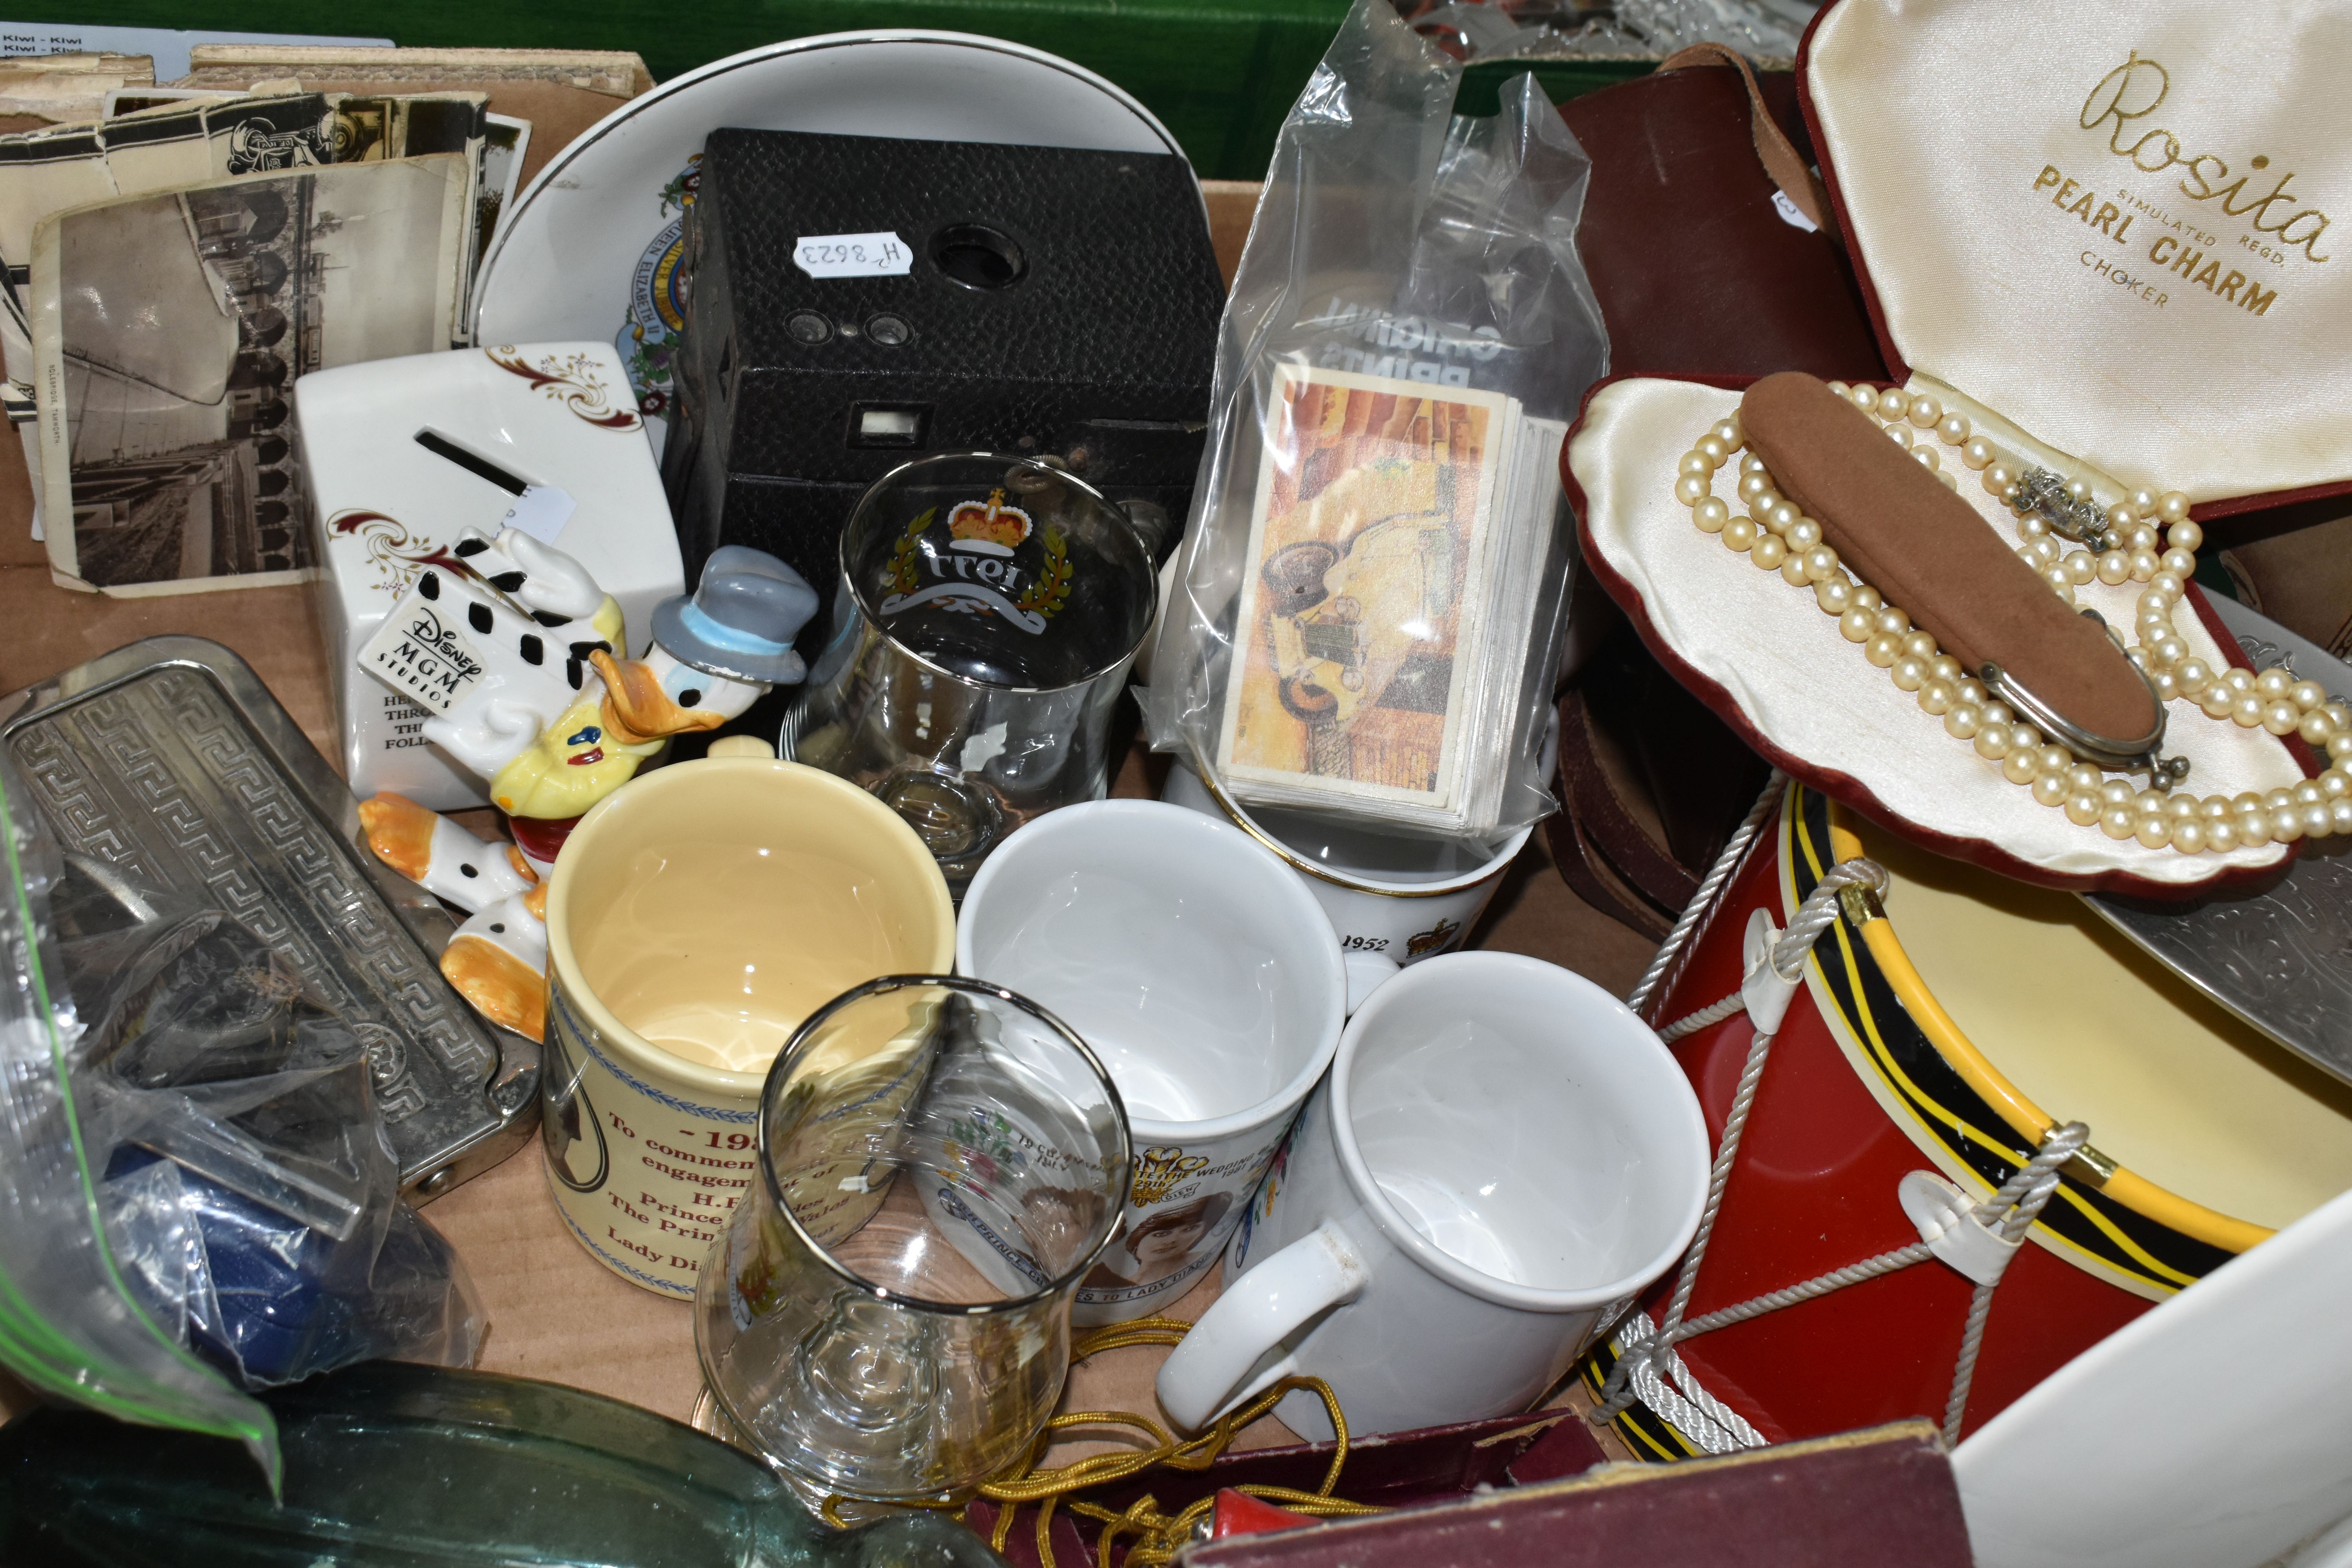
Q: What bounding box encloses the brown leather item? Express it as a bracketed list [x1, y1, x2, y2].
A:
[1740, 372, 2159, 745]
[1657, 42, 1837, 237]
[1560, 66, 1887, 383]
[1551, 693, 1686, 937]
[1546, 65, 1873, 932]
[1547, 624, 1772, 938]
[2220, 508, 2352, 660]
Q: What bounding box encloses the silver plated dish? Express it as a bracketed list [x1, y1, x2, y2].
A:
[2085, 596, 2352, 1088]
[0, 637, 537, 1198]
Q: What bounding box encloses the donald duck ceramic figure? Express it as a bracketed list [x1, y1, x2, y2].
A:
[357, 544, 819, 1039]
[488, 547, 818, 820]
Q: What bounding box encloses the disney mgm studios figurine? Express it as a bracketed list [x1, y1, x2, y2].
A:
[354, 535, 817, 1040]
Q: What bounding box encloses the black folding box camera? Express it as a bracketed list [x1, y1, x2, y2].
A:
[660, 127, 1226, 613]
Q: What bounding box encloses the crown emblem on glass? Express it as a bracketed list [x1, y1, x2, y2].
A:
[781, 453, 1159, 896]
[947, 489, 1033, 554]
[1131, 1145, 1212, 1206]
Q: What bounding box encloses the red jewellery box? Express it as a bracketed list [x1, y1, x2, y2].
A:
[1564, 0, 2352, 1456]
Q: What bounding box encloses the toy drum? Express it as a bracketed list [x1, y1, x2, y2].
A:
[1589, 780, 2352, 1458]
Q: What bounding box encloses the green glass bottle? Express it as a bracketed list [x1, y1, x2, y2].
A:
[0, 1361, 1012, 1567]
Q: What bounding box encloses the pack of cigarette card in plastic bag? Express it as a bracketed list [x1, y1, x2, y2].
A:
[1144, 0, 1610, 840]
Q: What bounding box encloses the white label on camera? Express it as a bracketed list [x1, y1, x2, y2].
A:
[794, 231, 913, 278]
[1771, 189, 1820, 233]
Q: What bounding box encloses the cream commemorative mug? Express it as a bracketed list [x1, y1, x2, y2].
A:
[541, 757, 954, 1296]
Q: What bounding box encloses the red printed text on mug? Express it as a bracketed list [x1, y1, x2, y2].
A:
[595, 1109, 755, 1266]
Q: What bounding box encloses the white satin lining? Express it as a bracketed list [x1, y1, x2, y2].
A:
[1808, 0, 2352, 506]
[1571, 377, 2301, 886]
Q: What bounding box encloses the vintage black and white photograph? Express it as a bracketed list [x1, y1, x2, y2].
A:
[33, 155, 469, 592]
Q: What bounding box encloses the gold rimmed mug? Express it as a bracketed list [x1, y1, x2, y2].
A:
[1159, 714, 1555, 965]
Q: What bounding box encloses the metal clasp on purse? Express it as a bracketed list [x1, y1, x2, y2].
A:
[1984, 468, 2189, 788]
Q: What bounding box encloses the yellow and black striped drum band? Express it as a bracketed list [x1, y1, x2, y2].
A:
[1788, 782, 2238, 1295]
[1578, 1334, 1708, 1461]
[1579, 780, 2257, 1462]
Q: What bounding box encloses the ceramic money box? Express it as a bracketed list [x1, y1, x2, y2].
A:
[296, 340, 684, 809]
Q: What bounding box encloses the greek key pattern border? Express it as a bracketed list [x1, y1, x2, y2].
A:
[8, 669, 495, 1122]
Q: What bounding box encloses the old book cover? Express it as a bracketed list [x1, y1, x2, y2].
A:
[177, 45, 651, 99]
[1185, 1421, 1970, 1567]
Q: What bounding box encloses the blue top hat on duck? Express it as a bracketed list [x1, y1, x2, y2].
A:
[633, 546, 820, 727]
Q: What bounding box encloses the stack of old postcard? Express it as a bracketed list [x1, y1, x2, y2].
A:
[1213, 363, 1566, 839]
[0, 92, 501, 595]
[0, 83, 540, 596]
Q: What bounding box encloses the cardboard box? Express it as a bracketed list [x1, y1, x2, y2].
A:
[0, 149, 1656, 1448]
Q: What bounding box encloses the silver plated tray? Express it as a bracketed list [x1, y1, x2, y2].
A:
[0, 637, 537, 1200]
[2085, 597, 2352, 1088]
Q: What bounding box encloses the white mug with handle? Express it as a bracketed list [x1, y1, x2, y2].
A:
[1156, 951, 1710, 1438]
[959, 798, 1395, 1324]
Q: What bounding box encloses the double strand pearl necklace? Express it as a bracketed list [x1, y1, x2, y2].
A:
[1670, 385, 2352, 856]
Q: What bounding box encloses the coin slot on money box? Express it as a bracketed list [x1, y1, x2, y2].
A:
[415, 429, 532, 495]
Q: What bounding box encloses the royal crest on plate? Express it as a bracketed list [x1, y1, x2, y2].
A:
[614, 156, 699, 422]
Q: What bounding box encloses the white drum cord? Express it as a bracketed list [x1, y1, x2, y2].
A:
[1626, 770, 1786, 1022]
[1599, 853, 2092, 1451]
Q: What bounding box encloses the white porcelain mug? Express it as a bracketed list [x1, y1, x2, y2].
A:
[1156, 951, 1709, 1438]
[958, 799, 1390, 1324]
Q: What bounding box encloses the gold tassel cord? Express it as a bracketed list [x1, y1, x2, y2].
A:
[982, 1370, 1375, 1566]
[817, 1493, 969, 1530]
[1075, 1484, 1385, 1568]
[926, 1315, 1384, 1566]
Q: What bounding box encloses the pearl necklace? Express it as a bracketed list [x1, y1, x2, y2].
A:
[1671, 385, 2352, 856]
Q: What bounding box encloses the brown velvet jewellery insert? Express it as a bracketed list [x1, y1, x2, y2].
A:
[1566, 0, 2352, 899]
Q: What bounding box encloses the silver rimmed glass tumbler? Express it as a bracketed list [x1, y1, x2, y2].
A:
[694, 975, 1131, 1509]
[780, 453, 1158, 895]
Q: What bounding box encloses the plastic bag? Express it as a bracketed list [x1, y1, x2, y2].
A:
[1143, 0, 1608, 841]
[0, 753, 481, 1483]
[1398, 0, 1813, 66]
